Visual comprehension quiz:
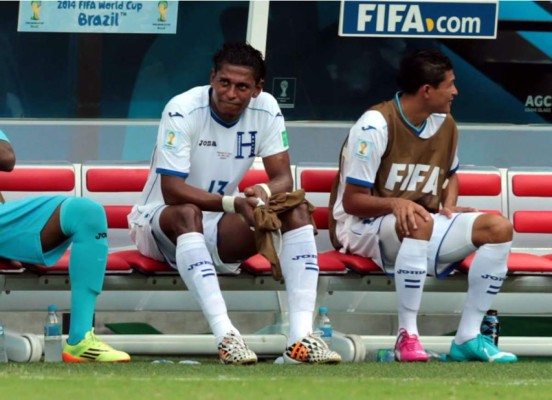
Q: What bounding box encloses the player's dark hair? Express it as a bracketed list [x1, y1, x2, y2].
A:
[396, 49, 453, 94]
[212, 42, 266, 83]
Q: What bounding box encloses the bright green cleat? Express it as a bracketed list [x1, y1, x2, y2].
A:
[62, 329, 130, 363]
[449, 334, 517, 363]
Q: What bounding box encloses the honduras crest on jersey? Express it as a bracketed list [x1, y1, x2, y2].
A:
[235, 131, 258, 159]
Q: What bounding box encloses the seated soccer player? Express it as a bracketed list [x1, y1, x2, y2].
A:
[0, 128, 129, 362]
[330, 49, 517, 363]
[129, 42, 341, 365]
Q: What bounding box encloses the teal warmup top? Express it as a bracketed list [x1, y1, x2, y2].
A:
[0, 129, 70, 265]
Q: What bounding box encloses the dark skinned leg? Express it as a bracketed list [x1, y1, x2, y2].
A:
[216, 214, 256, 263]
[40, 205, 69, 252]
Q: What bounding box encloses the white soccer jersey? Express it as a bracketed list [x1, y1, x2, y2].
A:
[133, 85, 288, 213]
[333, 95, 459, 224]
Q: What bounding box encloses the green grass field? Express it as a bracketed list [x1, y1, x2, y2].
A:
[2, 357, 552, 400]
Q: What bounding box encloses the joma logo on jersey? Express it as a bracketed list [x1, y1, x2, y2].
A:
[235, 131, 257, 159]
[385, 163, 441, 194]
[357, 3, 482, 35]
[199, 140, 217, 147]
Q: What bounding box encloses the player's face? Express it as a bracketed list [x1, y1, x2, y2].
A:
[210, 63, 263, 123]
[428, 70, 458, 114]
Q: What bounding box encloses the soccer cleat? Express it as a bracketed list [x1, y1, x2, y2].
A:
[282, 333, 342, 364]
[62, 329, 130, 363]
[449, 334, 518, 363]
[394, 329, 429, 362]
[218, 331, 258, 365]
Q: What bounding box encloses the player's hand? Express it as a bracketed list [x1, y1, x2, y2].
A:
[439, 205, 478, 219]
[391, 198, 431, 237]
[243, 185, 270, 204]
[234, 196, 261, 228]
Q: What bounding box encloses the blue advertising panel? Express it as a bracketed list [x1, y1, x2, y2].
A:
[339, 0, 498, 38]
[17, 0, 179, 34]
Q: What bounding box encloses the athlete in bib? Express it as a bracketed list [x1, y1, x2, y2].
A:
[331, 49, 517, 363]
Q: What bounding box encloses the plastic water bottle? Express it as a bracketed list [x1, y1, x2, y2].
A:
[0, 324, 8, 363]
[43, 305, 63, 362]
[426, 349, 447, 362]
[481, 309, 500, 345]
[369, 348, 445, 362]
[366, 348, 396, 362]
[375, 348, 396, 362]
[315, 307, 333, 346]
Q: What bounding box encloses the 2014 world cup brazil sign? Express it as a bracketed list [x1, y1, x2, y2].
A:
[339, 0, 498, 39]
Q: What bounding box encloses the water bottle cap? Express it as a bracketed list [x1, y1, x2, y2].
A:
[319, 307, 328, 313]
[47, 305, 57, 312]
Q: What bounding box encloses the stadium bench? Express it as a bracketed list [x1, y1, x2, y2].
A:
[2, 162, 552, 300]
[457, 167, 552, 276]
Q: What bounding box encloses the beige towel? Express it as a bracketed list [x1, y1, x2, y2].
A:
[252, 189, 317, 280]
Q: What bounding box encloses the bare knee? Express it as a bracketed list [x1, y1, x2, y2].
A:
[280, 202, 312, 232]
[472, 214, 513, 246]
[160, 204, 204, 241]
[398, 214, 433, 241]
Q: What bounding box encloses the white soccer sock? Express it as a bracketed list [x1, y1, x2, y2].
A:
[455, 241, 510, 344]
[280, 225, 319, 345]
[394, 238, 428, 336]
[176, 232, 238, 343]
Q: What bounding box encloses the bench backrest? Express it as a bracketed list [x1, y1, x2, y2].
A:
[0, 163, 78, 201]
[508, 168, 552, 254]
[82, 162, 150, 250]
[456, 166, 505, 215]
[296, 166, 338, 252]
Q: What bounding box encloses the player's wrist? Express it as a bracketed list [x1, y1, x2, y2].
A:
[222, 195, 236, 213]
[256, 183, 272, 198]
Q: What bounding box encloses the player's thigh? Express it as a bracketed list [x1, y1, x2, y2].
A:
[361, 213, 434, 267]
[339, 215, 388, 268]
[216, 212, 256, 262]
[0, 196, 68, 264]
[429, 212, 481, 277]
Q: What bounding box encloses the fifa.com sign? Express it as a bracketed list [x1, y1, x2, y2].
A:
[339, 0, 498, 39]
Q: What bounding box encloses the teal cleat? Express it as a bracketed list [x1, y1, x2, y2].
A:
[449, 334, 517, 363]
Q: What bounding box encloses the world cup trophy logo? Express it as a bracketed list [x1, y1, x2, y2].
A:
[158, 1, 168, 22]
[30, 1, 42, 21]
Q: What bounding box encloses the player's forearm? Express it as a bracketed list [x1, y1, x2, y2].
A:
[441, 173, 459, 208]
[161, 175, 227, 212]
[266, 175, 293, 195]
[262, 151, 294, 194]
[343, 191, 394, 219]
